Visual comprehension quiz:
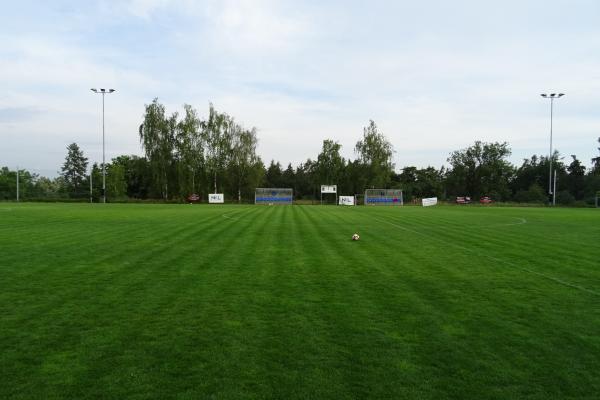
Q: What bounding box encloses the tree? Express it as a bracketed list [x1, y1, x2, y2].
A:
[229, 126, 260, 202]
[512, 152, 567, 201]
[592, 137, 600, 174]
[281, 163, 296, 190]
[106, 159, 128, 200]
[415, 167, 445, 198]
[584, 139, 600, 204]
[104, 156, 152, 199]
[316, 140, 345, 186]
[0, 167, 18, 200]
[395, 166, 417, 200]
[294, 161, 316, 200]
[139, 98, 174, 199]
[60, 143, 88, 197]
[514, 183, 547, 203]
[512, 155, 543, 194]
[264, 160, 284, 188]
[394, 166, 445, 201]
[90, 163, 102, 201]
[32, 176, 61, 199]
[354, 120, 394, 188]
[566, 155, 586, 200]
[203, 104, 232, 194]
[345, 159, 368, 196]
[556, 190, 575, 205]
[446, 141, 513, 200]
[176, 104, 203, 196]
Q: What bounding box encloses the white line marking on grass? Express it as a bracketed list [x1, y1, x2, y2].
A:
[486, 217, 527, 227]
[375, 217, 599, 296]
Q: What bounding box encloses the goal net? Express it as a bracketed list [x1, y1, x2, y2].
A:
[255, 188, 293, 205]
[364, 189, 403, 206]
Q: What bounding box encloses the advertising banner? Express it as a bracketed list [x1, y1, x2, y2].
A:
[422, 197, 438, 207]
[187, 193, 200, 202]
[339, 196, 355, 206]
[208, 193, 224, 203]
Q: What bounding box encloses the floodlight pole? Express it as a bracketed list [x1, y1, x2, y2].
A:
[540, 93, 564, 205]
[549, 96, 553, 198]
[91, 88, 116, 203]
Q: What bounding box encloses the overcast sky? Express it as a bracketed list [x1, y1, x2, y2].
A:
[1, 0, 599, 176]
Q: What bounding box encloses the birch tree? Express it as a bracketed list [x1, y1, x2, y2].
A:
[139, 98, 175, 199]
[203, 104, 232, 194]
[229, 126, 259, 202]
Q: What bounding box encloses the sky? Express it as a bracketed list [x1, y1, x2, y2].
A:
[1, 0, 599, 177]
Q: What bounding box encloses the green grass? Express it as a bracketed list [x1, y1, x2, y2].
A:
[1, 203, 599, 399]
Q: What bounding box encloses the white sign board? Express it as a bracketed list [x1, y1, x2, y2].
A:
[208, 193, 224, 203]
[339, 196, 355, 206]
[422, 197, 438, 207]
[321, 185, 337, 194]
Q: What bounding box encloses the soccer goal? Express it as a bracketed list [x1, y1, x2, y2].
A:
[255, 188, 293, 205]
[364, 189, 403, 206]
[596, 191, 600, 208]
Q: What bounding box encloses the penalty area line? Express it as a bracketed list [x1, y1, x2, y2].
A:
[374, 216, 599, 297]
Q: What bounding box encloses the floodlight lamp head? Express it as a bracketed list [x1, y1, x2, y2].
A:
[100, 88, 106, 92]
[550, 93, 556, 97]
[91, 88, 98, 93]
[558, 93, 565, 97]
[108, 89, 115, 93]
[541, 94, 547, 97]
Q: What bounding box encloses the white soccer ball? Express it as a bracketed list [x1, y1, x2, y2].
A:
[352, 233, 360, 241]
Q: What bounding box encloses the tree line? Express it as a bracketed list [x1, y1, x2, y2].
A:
[1, 99, 599, 205]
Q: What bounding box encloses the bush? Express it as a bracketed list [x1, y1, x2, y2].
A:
[556, 190, 575, 205]
[572, 201, 588, 208]
[514, 183, 547, 203]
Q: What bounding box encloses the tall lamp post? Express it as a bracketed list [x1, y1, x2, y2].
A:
[540, 92, 564, 205]
[91, 88, 116, 203]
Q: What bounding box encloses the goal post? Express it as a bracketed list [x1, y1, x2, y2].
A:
[364, 189, 403, 206]
[255, 188, 293, 205]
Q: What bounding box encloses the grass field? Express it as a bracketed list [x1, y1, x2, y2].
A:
[1, 203, 599, 399]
